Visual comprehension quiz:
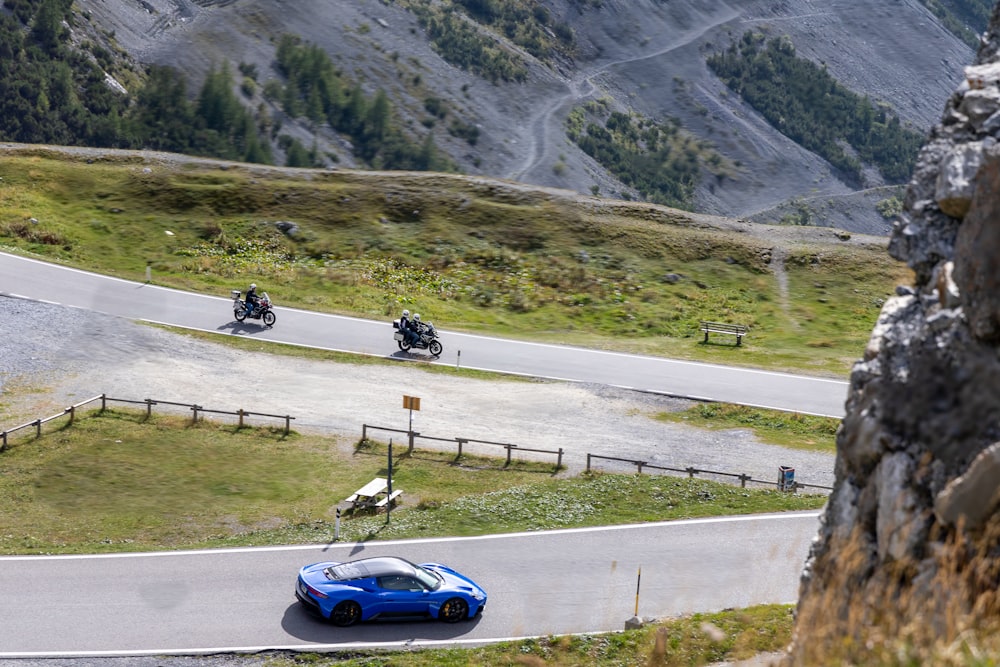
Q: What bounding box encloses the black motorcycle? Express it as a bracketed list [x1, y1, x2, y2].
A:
[393, 319, 443, 356]
[232, 289, 276, 327]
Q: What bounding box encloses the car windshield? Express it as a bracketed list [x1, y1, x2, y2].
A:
[413, 564, 442, 591]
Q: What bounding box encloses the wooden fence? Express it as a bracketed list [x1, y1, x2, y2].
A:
[585, 453, 832, 494]
[361, 423, 565, 470]
[0, 394, 296, 451]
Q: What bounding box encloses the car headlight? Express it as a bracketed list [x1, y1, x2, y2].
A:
[471, 589, 485, 600]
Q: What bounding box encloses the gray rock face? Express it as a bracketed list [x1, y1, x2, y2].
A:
[787, 3, 1000, 662]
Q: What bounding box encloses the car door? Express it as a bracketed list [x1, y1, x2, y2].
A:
[376, 575, 431, 615]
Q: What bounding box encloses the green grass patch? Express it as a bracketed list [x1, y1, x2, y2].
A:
[0, 147, 910, 378]
[251, 604, 794, 666]
[657, 403, 839, 453]
[0, 409, 824, 555]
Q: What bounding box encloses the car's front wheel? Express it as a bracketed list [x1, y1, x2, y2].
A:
[439, 597, 469, 623]
[329, 600, 362, 627]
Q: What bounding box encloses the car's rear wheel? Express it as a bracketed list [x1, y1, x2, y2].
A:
[439, 597, 468, 623]
[330, 600, 362, 627]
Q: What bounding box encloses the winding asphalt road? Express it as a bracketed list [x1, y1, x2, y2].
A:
[0, 253, 849, 417]
[0, 252, 831, 657]
[0, 514, 820, 657]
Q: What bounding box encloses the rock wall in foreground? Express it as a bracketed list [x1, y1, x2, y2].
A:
[787, 2, 1000, 663]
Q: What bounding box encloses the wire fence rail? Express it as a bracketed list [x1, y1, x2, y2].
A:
[1, 400, 829, 494]
[585, 453, 832, 494]
[361, 423, 565, 470]
[0, 394, 296, 451]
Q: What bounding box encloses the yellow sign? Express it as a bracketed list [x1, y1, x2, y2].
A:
[403, 395, 421, 410]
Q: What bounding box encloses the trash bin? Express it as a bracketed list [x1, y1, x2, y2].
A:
[778, 466, 795, 492]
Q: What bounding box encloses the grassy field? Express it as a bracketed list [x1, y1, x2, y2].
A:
[0, 407, 825, 555]
[263, 604, 795, 666]
[0, 145, 910, 377]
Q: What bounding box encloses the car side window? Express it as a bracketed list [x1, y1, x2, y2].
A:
[378, 575, 426, 591]
[379, 575, 417, 591]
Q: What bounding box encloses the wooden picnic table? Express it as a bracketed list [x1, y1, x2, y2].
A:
[345, 477, 403, 511]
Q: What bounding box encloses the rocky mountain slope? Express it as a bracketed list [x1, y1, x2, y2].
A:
[75, 0, 977, 235]
[786, 2, 1000, 661]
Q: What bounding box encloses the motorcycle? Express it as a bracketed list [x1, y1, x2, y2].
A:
[232, 289, 276, 327]
[393, 319, 443, 356]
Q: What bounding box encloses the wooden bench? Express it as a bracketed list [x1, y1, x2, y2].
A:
[700, 321, 748, 346]
[375, 489, 404, 508]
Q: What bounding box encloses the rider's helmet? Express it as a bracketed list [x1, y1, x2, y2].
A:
[250, 283, 257, 290]
[402, 309, 410, 317]
[414, 313, 421, 322]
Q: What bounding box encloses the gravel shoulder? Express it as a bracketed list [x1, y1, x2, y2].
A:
[2, 295, 836, 487]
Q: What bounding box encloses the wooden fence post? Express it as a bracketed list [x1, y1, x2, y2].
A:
[362, 424, 368, 442]
[456, 438, 466, 457]
[739, 474, 749, 488]
[505, 445, 513, 466]
[145, 399, 153, 419]
[586, 453, 591, 472]
[34, 419, 41, 438]
[284, 415, 291, 435]
[637, 461, 645, 474]
[238, 409, 245, 428]
[557, 448, 563, 469]
[192, 405, 201, 424]
[66, 406, 74, 425]
[101, 394, 107, 412]
[687, 467, 696, 479]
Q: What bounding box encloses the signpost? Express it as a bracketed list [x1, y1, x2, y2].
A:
[403, 395, 420, 452]
[386, 439, 393, 525]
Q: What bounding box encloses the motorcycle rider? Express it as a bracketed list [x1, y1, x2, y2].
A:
[245, 283, 260, 317]
[409, 313, 426, 344]
[399, 309, 419, 346]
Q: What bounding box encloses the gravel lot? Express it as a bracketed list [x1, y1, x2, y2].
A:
[1, 296, 837, 487]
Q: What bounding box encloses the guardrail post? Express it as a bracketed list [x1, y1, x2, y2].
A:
[237, 409, 245, 428]
[557, 448, 563, 469]
[456, 438, 466, 457]
[34, 419, 41, 438]
[505, 445, 512, 466]
[284, 416, 291, 435]
[408, 430, 416, 454]
[739, 474, 749, 488]
[687, 467, 696, 479]
[1, 431, 6, 452]
[362, 424, 368, 442]
[192, 405, 201, 424]
[637, 461, 645, 474]
[586, 453, 591, 472]
[145, 399, 153, 419]
[101, 393, 107, 412]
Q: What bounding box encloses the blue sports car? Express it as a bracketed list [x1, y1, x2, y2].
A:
[295, 556, 487, 626]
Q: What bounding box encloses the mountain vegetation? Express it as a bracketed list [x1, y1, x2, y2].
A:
[0, 0, 443, 170]
[403, 0, 578, 82]
[918, 0, 994, 50]
[706, 32, 926, 187]
[566, 100, 730, 210]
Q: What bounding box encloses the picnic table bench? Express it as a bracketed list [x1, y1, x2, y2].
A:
[345, 477, 403, 511]
[700, 321, 748, 346]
